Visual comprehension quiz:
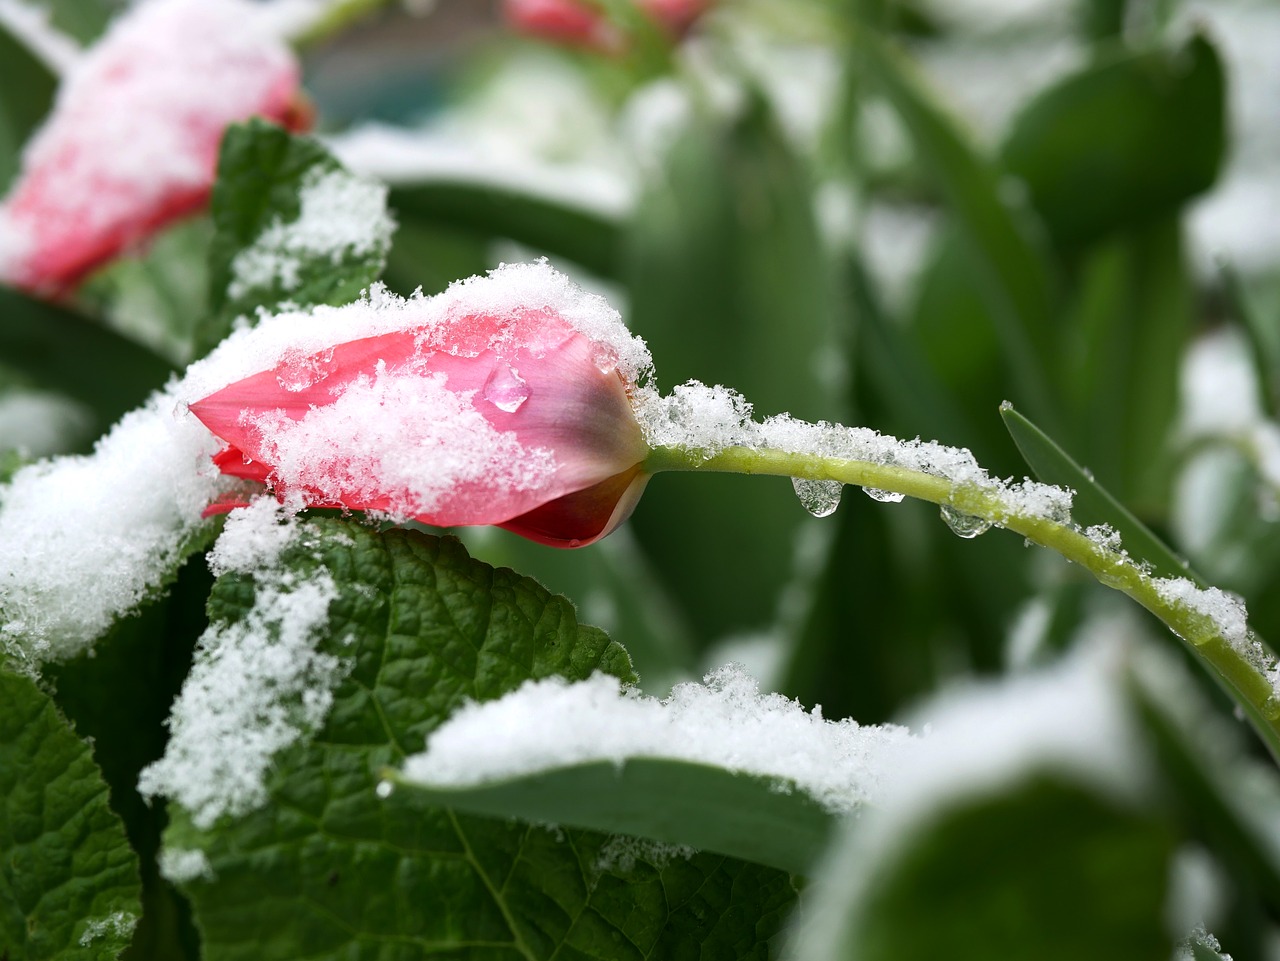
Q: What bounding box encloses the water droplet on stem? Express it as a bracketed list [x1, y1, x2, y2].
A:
[792, 477, 843, 517]
[863, 487, 905, 504]
[940, 503, 991, 538]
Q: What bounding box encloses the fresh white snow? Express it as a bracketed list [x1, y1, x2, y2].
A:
[401, 664, 917, 815]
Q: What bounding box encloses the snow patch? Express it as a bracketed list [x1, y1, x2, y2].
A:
[401, 664, 916, 816]
[158, 848, 215, 884]
[635, 381, 1073, 524]
[227, 166, 394, 301]
[327, 124, 634, 219]
[78, 911, 138, 947]
[138, 511, 346, 828]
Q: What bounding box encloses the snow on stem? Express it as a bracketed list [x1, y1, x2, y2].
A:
[642, 397, 1280, 763]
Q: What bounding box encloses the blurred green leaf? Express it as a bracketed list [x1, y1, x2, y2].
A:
[799, 775, 1175, 961]
[1063, 217, 1194, 511]
[395, 756, 834, 875]
[1221, 264, 1280, 420]
[0, 23, 56, 192]
[380, 216, 491, 299]
[0, 669, 143, 961]
[389, 179, 624, 280]
[623, 92, 839, 643]
[1001, 402, 1203, 585]
[0, 287, 178, 433]
[1131, 671, 1280, 921]
[42, 0, 112, 44]
[907, 227, 1024, 475]
[854, 30, 1062, 434]
[1077, 0, 1127, 43]
[80, 219, 214, 367]
[198, 120, 391, 357]
[1003, 34, 1225, 249]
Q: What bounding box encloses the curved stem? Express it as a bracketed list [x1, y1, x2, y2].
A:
[647, 441, 1280, 762]
[280, 0, 394, 49]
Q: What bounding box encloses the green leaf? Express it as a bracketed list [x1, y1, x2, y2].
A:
[0, 22, 57, 192]
[798, 775, 1175, 961]
[1000, 402, 1203, 585]
[1002, 34, 1225, 249]
[1128, 657, 1280, 921]
[1061, 217, 1194, 512]
[854, 30, 1062, 434]
[0, 669, 142, 961]
[0, 287, 178, 436]
[393, 756, 835, 876]
[48, 556, 214, 961]
[41, 0, 112, 44]
[197, 120, 393, 357]
[623, 91, 839, 643]
[164, 519, 797, 959]
[390, 180, 624, 280]
[457, 526, 700, 694]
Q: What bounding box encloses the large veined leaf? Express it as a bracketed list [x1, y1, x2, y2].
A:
[393, 756, 835, 876]
[161, 519, 798, 960]
[0, 669, 142, 961]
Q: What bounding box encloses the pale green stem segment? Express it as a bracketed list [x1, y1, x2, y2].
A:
[646, 442, 1280, 762]
[284, 0, 395, 49]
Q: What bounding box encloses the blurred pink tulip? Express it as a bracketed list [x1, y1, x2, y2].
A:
[503, 0, 712, 51]
[0, 0, 311, 296]
[191, 307, 652, 548]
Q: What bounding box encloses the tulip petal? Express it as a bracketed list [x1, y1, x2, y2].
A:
[499, 466, 650, 548]
[191, 309, 650, 539]
[0, 0, 307, 294]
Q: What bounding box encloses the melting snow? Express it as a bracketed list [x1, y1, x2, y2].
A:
[401, 664, 917, 815]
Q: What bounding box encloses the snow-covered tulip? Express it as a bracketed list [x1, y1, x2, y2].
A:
[189, 299, 653, 548]
[504, 0, 712, 51]
[0, 0, 310, 296]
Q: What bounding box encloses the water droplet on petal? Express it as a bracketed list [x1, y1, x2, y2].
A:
[483, 364, 530, 413]
[275, 347, 333, 392]
[863, 487, 905, 504]
[940, 503, 991, 539]
[792, 477, 843, 517]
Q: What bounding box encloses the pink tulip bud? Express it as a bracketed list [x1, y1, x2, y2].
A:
[0, 0, 310, 296]
[189, 288, 653, 548]
[503, 0, 712, 52]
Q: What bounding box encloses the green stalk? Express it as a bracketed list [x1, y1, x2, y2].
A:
[646, 441, 1280, 762]
[284, 0, 395, 49]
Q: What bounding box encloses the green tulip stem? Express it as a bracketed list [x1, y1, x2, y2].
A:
[647, 441, 1280, 762]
